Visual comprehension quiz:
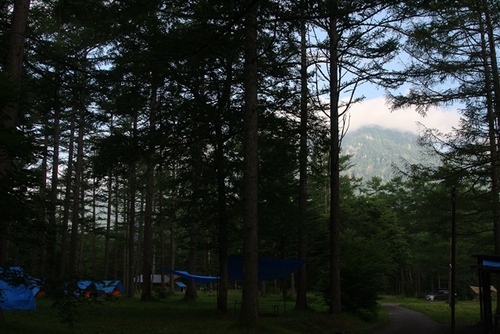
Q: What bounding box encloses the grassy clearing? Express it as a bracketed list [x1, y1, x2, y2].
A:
[1, 291, 387, 334]
[378, 295, 481, 327]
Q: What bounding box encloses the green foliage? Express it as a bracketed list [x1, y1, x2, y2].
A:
[154, 287, 168, 299]
[339, 229, 389, 321]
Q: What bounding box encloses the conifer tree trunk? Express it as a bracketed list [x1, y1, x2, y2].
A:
[127, 118, 138, 298]
[48, 99, 61, 277]
[59, 112, 76, 277]
[216, 116, 228, 311]
[295, 11, 309, 311]
[68, 107, 85, 274]
[240, 0, 259, 324]
[328, 4, 342, 315]
[38, 113, 49, 276]
[216, 60, 233, 312]
[0, 0, 31, 267]
[141, 80, 158, 302]
[169, 166, 177, 293]
[184, 143, 202, 301]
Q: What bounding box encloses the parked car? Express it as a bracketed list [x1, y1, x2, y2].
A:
[425, 289, 449, 301]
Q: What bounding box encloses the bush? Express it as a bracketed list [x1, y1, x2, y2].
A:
[154, 287, 169, 299]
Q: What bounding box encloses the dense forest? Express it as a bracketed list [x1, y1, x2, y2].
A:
[1, 0, 500, 323]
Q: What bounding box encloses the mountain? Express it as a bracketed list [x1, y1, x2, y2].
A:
[341, 126, 438, 182]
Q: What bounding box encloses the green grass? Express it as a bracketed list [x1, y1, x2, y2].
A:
[378, 295, 481, 327]
[1, 291, 388, 334]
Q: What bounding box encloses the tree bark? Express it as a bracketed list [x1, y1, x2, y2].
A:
[239, 0, 259, 324]
[328, 5, 342, 315]
[59, 112, 76, 277]
[48, 96, 61, 278]
[104, 176, 112, 278]
[295, 11, 309, 311]
[0, 0, 31, 266]
[141, 80, 158, 302]
[68, 106, 84, 274]
[216, 58, 233, 313]
[169, 166, 177, 293]
[127, 118, 138, 298]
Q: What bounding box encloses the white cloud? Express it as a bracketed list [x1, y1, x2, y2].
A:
[346, 97, 461, 135]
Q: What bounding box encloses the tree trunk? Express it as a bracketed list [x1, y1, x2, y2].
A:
[328, 5, 342, 315]
[91, 178, 97, 278]
[48, 98, 61, 278]
[37, 112, 49, 277]
[239, 1, 259, 324]
[184, 144, 202, 301]
[127, 118, 138, 298]
[216, 58, 233, 313]
[0, 0, 31, 266]
[169, 166, 177, 293]
[295, 10, 309, 311]
[141, 81, 157, 302]
[68, 107, 84, 274]
[216, 120, 229, 311]
[59, 112, 76, 277]
[104, 176, 112, 278]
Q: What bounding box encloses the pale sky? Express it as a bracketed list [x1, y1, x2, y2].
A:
[346, 97, 461, 135]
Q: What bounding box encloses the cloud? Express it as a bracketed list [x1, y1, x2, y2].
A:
[346, 97, 461, 134]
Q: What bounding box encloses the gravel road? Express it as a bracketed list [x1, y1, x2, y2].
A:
[371, 303, 446, 334]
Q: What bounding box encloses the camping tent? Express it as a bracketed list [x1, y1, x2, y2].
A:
[0, 267, 36, 310]
[75, 280, 98, 297]
[95, 280, 125, 296]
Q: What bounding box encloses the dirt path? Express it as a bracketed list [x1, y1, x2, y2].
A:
[371, 303, 446, 334]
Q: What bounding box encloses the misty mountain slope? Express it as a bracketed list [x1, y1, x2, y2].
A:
[341, 126, 439, 182]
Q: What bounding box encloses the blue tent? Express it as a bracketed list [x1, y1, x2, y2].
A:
[0, 267, 36, 310]
[73, 280, 98, 297]
[227, 255, 306, 282]
[95, 280, 125, 295]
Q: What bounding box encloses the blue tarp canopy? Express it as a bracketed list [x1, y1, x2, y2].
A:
[0, 267, 36, 310]
[228, 255, 306, 282]
[155, 265, 219, 284]
[156, 255, 306, 284]
[95, 280, 125, 295]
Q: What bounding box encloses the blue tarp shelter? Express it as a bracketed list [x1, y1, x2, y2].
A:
[0, 267, 36, 310]
[227, 255, 306, 282]
[156, 255, 306, 284]
[155, 265, 219, 284]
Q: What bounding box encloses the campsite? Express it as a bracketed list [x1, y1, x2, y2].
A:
[3, 1, 500, 333]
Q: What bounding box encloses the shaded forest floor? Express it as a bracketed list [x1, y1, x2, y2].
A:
[1, 291, 384, 334]
[1, 292, 483, 333]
